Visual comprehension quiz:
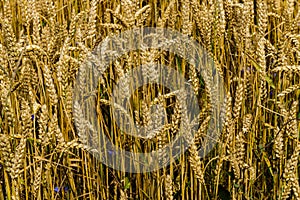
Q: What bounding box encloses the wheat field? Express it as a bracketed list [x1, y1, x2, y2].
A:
[0, 0, 299, 199]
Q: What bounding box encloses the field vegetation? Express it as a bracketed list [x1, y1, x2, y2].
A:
[0, 0, 299, 199]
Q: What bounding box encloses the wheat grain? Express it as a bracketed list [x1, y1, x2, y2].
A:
[164, 175, 173, 200]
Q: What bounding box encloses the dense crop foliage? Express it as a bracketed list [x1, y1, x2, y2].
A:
[0, 0, 299, 199]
